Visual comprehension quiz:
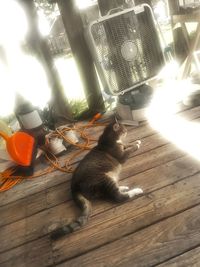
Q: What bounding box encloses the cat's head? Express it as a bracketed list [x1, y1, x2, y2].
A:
[104, 120, 127, 140]
[98, 120, 127, 146]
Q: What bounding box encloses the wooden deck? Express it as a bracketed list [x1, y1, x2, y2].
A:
[1, 106, 200, 267]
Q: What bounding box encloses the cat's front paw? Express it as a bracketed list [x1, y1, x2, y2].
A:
[129, 140, 141, 152]
[135, 140, 141, 149]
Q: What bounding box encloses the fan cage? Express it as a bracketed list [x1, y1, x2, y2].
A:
[88, 4, 164, 95]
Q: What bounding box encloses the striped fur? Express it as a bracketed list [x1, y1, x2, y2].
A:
[50, 122, 143, 240]
[50, 193, 91, 240]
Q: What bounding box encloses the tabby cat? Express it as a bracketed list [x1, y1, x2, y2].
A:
[50, 121, 143, 240]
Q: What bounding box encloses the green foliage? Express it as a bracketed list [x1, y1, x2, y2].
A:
[69, 99, 88, 119]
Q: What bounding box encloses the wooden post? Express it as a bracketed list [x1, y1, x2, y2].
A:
[168, 0, 180, 15]
[57, 0, 105, 116]
[18, 0, 74, 127]
[168, 0, 191, 64]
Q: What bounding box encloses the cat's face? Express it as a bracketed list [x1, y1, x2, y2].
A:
[108, 121, 127, 141]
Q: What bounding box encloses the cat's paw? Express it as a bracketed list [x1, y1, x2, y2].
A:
[135, 140, 141, 149]
[119, 186, 129, 192]
[128, 140, 141, 152]
[128, 188, 143, 198]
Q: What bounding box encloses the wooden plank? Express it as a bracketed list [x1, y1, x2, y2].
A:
[0, 236, 53, 267]
[122, 143, 184, 178]
[0, 169, 66, 207]
[56, 204, 200, 267]
[1, 107, 200, 266]
[52, 172, 200, 263]
[0, 138, 194, 230]
[0, 190, 48, 228]
[0, 122, 179, 210]
[0, 132, 172, 227]
[0, 107, 200, 237]
[156, 246, 200, 267]
[0, 124, 151, 207]
[0, 136, 185, 228]
[0, 156, 200, 258]
[0, 124, 106, 207]
[0, 105, 199, 207]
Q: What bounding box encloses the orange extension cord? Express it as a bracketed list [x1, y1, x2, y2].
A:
[0, 115, 106, 192]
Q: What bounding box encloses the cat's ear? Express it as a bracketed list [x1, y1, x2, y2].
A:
[113, 123, 120, 132]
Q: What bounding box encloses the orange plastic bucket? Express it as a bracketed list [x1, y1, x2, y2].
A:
[0, 131, 35, 166]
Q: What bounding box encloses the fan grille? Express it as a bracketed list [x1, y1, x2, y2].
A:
[90, 6, 164, 94]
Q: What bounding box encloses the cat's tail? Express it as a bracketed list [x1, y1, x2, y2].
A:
[50, 192, 91, 240]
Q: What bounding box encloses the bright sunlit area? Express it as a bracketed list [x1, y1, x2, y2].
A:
[1, 0, 200, 167]
[146, 60, 200, 161]
[0, 0, 51, 117]
[75, 0, 97, 9]
[0, 0, 87, 118]
[55, 56, 85, 100]
[2, 1, 200, 266]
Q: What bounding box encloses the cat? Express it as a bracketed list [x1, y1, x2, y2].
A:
[50, 120, 143, 240]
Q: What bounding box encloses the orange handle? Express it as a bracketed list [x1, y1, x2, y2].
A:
[89, 113, 102, 124]
[0, 131, 9, 141]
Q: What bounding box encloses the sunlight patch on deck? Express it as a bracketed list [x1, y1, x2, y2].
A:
[146, 75, 200, 161]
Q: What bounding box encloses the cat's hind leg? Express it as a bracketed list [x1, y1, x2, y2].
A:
[106, 179, 143, 202]
[114, 187, 143, 202]
[119, 186, 129, 192]
[128, 188, 143, 197]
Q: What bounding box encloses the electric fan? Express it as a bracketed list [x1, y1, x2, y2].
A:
[87, 4, 165, 121]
